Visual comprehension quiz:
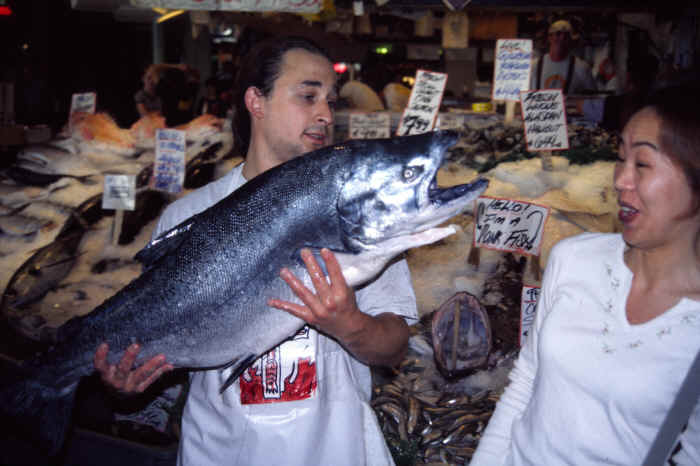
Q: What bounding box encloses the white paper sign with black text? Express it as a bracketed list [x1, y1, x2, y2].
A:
[397, 70, 447, 136]
[102, 174, 135, 211]
[521, 89, 569, 151]
[349, 112, 391, 139]
[152, 129, 186, 193]
[474, 196, 550, 256]
[70, 92, 97, 115]
[437, 112, 464, 131]
[492, 39, 533, 102]
[520, 285, 540, 346]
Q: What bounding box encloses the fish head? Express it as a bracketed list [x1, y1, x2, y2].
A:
[337, 130, 489, 251]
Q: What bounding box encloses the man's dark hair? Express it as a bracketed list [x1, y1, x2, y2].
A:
[232, 36, 331, 156]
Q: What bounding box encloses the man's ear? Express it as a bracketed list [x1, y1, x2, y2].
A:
[244, 87, 265, 119]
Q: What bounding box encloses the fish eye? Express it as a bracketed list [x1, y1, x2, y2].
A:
[402, 166, 422, 182]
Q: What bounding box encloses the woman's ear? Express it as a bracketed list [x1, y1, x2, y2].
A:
[244, 87, 265, 120]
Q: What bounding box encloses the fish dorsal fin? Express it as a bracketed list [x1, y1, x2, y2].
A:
[219, 354, 258, 394]
[135, 221, 194, 268]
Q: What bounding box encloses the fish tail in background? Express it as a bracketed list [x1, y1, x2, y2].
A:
[0, 368, 78, 456]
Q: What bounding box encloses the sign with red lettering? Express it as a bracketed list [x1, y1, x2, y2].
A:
[239, 326, 317, 404]
[474, 196, 550, 256]
[520, 285, 540, 346]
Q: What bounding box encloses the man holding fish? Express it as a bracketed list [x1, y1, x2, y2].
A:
[95, 36, 417, 465]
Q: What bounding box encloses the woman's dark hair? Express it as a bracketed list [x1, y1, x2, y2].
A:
[232, 36, 331, 156]
[644, 85, 700, 200]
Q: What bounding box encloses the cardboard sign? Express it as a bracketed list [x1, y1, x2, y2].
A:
[521, 89, 569, 151]
[492, 39, 533, 102]
[437, 112, 464, 131]
[349, 112, 391, 139]
[520, 285, 540, 346]
[102, 174, 135, 211]
[397, 70, 447, 136]
[152, 129, 186, 193]
[130, 0, 321, 13]
[474, 196, 550, 256]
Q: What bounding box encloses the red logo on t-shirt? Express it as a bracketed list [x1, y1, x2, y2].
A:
[239, 326, 318, 404]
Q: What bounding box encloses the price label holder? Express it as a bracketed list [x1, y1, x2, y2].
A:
[397, 69, 447, 136]
[520, 89, 569, 172]
[520, 285, 540, 346]
[436, 112, 464, 131]
[102, 174, 136, 245]
[349, 112, 391, 139]
[151, 129, 186, 194]
[69, 92, 97, 130]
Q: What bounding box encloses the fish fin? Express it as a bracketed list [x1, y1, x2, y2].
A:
[0, 367, 78, 456]
[219, 354, 257, 394]
[135, 221, 193, 268]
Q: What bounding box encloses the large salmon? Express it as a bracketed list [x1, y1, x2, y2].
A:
[1, 130, 489, 455]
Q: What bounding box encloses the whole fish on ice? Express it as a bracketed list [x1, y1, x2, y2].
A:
[0, 130, 488, 454]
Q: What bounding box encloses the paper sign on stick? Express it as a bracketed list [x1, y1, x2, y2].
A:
[70, 92, 97, 115]
[437, 112, 464, 131]
[349, 112, 391, 139]
[521, 89, 569, 151]
[152, 129, 186, 193]
[474, 196, 550, 256]
[492, 39, 533, 102]
[397, 70, 447, 136]
[520, 285, 540, 346]
[102, 175, 136, 211]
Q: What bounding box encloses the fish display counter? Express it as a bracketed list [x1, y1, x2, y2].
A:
[0, 109, 621, 465]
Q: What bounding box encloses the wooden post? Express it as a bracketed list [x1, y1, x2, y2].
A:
[529, 255, 542, 282]
[111, 209, 124, 245]
[540, 150, 553, 171]
[505, 100, 516, 123]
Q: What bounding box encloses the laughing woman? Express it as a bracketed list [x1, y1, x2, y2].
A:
[471, 86, 700, 465]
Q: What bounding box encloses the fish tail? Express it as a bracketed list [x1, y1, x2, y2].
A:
[0, 369, 78, 456]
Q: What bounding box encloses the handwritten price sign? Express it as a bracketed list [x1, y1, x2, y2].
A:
[521, 89, 569, 151]
[520, 285, 540, 346]
[349, 112, 391, 139]
[474, 196, 550, 256]
[102, 174, 135, 211]
[397, 70, 447, 136]
[492, 39, 533, 102]
[152, 129, 186, 193]
[437, 112, 464, 131]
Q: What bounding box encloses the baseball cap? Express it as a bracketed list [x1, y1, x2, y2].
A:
[549, 20, 573, 34]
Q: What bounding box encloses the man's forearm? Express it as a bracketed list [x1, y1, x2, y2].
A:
[340, 312, 409, 367]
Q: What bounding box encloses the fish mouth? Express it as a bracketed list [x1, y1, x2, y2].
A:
[428, 177, 490, 206]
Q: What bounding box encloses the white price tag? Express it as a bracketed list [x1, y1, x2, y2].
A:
[102, 174, 136, 211]
[397, 70, 447, 136]
[492, 39, 533, 102]
[520, 285, 540, 346]
[349, 112, 391, 139]
[521, 89, 570, 151]
[437, 112, 464, 131]
[152, 129, 186, 193]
